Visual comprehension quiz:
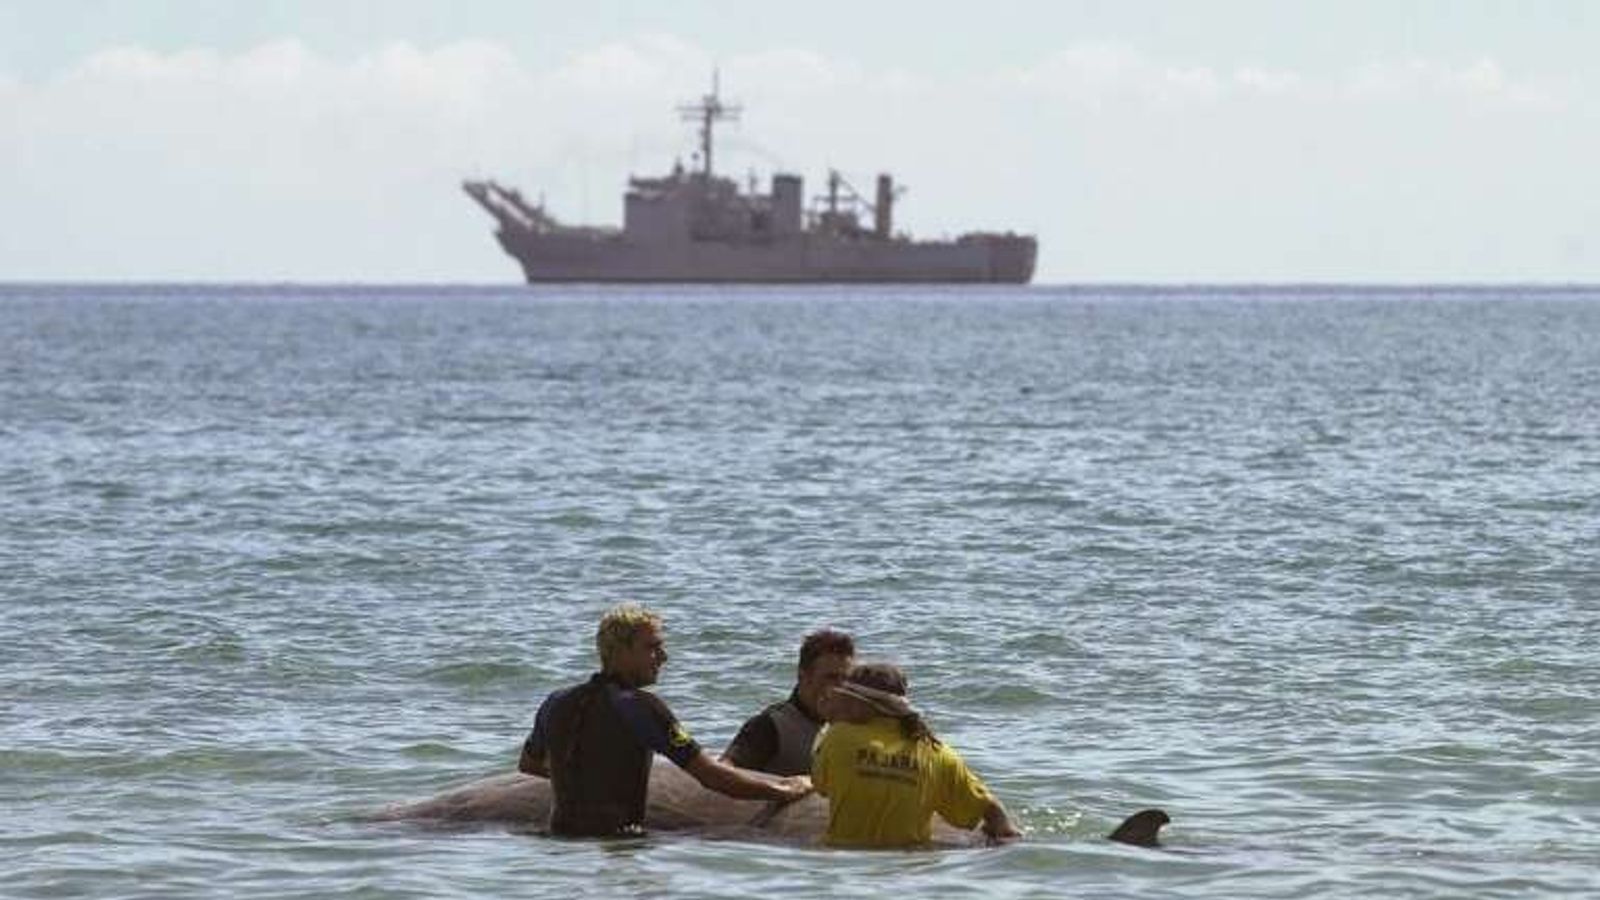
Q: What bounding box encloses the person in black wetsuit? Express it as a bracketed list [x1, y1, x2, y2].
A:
[518, 603, 812, 837]
[720, 629, 855, 776]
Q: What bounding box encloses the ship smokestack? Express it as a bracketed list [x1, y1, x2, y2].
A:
[875, 174, 893, 239]
[772, 173, 802, 236]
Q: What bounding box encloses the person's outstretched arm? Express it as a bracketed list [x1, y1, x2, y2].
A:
[933, 747, 1020, 844]
[980, 798, 1021, 843]
[684, 751, 812, 803]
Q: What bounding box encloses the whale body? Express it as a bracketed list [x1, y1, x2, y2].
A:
[373, 758, 967, 842]
[373, 759, 1168, 847]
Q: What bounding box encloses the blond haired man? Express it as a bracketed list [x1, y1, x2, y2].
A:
[519, 603, 812, 837]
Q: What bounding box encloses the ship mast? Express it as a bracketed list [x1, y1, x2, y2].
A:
[678, 70, 741, 179]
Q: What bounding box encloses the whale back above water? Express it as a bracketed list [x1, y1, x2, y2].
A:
[372, 759, 838, 840]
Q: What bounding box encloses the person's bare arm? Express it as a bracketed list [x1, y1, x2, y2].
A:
[980, 798, 1021, 843]
[683, 751, 811, 802]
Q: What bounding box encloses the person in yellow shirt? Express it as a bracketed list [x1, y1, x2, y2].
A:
[811, 662, 1020, 848]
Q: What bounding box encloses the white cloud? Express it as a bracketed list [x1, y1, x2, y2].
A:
[727, 47, 863, 95]
[1342, 57, 1570, 110]
[1001, 45, 1574, 113]
[999, 43, 1227, 108]
[1232, 66, 1302, 96]
[547, 33, 707, 95]
[69, 45, 223, 83]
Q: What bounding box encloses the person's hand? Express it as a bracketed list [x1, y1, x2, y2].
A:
[982, 820, 1022, 845]
[772, 774, 813, 802]
[981, 804, 1022, 845]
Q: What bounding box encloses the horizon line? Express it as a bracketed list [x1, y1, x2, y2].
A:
[4, 279, 1600, 291]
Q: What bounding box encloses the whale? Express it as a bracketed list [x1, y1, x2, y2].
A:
[372, 759, 871, 841]
[371, 758, 1169, 847]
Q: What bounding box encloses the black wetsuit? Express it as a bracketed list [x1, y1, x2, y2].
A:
[522, 672, 701, 837]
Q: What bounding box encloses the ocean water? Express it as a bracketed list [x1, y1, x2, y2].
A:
[2, 283, 1597, 898]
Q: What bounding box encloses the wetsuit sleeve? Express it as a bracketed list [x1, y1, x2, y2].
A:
[931, 745, 994, 830]
[611, 688, 702, 768]
[522, 694, 553, 765]
[722, 712, 779, 770]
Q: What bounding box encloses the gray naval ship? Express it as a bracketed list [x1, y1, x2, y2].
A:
[463, 79, 1036, 283]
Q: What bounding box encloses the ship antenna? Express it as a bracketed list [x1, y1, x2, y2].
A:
[678, 68, 741, 180]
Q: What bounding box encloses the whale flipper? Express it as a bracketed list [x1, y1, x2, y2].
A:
[1107, 808, 1170, 847]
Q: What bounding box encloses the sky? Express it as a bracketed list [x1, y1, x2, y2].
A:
[1, 0, 1597, 283]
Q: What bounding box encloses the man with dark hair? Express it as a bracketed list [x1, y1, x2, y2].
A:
[721, 628, 855, 776]
[519, 603, 811, 837]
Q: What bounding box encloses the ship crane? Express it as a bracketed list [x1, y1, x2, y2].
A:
[813, 170, 908, 239]
[462, 179, 559, 233]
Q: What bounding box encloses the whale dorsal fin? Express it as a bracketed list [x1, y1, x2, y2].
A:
[1107, 808, 1170, 847]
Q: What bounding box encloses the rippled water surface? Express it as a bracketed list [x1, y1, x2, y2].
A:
[3, 284, 1598, 898]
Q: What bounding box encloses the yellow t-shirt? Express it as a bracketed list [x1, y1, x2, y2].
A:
[811, 718, 994, 848]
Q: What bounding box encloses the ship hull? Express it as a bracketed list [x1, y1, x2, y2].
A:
[494, 230, 1036, 284]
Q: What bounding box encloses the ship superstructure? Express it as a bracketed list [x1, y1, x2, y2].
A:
[463, 78, 1036, 283]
